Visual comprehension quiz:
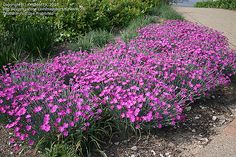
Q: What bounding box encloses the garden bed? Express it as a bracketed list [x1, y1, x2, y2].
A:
[0, 20, 235, 156]
[104, 83, 236, 157]
[0, 83, 236, 157]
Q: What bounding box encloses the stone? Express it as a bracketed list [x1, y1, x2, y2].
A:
[131, 146, 137, 151]
[212, 116, 217, 121]
[151, 150, 156, 155]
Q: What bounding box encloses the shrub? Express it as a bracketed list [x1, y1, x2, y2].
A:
[0, 20, 235, 155]
[195, 0, 236, 10]
[1, 0, 160, 42]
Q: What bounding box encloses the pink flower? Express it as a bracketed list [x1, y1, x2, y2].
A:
[63, 131, 69, 137]
[50, 105, 58, 113]
[26, 125, 32, 131]
[40, 124, 51, 132]
[16, 107, 26, 116]
[33, 106, 42, 113]
[29, 140, 34, 146]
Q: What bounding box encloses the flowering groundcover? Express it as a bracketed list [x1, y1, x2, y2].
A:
[0, 20, 236, 147]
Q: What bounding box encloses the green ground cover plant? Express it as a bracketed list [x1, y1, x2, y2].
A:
[195, 0, 236, 10]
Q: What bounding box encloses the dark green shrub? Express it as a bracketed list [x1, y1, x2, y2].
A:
[195, 0, 236, 10]
[1, 0, 161, 42]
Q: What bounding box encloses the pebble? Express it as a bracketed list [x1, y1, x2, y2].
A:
[192, 129, 196, 133]
[131, 146, 137, 151]
[114, 142, 119, 145]
[212, 116, 217, 121]
[151, 150, 156, 155]
[200, 105, 207, 109]
[168, 142, 175, 147]
[165, 152, 171, 156]
[198, 137, 209, 144]
[130, 155, 135, 157]
[195, 116, 200, 119]
[160, 154, 164, 157]
[186, 106, 192, 111]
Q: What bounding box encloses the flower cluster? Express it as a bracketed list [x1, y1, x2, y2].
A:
[0, 20, 235, 145]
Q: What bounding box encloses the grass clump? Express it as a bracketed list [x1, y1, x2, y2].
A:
[69, 30, 114, 52]
[121, 16, 158, 42]
[40, 143, 78, 157]
[158, 5, 184, 20]
[8, 20, 56, 57]
[0, 20, 56, 68]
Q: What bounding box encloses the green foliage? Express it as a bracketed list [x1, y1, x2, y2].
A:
[0, 32, 24, 68]
[231, 75, 236, 83]
[195, 0, 236, 10]
[1, 0, 160, 42]
[8, 20, 56, 57]
[38, 109, 137, 157]
[40, 143, 78, 157]
[69, 30, 114, 52]
[121, 16, 158, 42]
[159, 5, 184, 20]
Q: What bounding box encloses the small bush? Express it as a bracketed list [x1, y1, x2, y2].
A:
[69, 30, 114, 52]
[195, 0, 236, 10]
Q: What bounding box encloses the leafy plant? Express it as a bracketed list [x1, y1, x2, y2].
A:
[1, 0, 160, 42]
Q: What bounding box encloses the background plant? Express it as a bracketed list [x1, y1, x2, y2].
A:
[69, 30, 114, 52]
[195, 0, 236, 10]
[121, 15, 158, 42]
